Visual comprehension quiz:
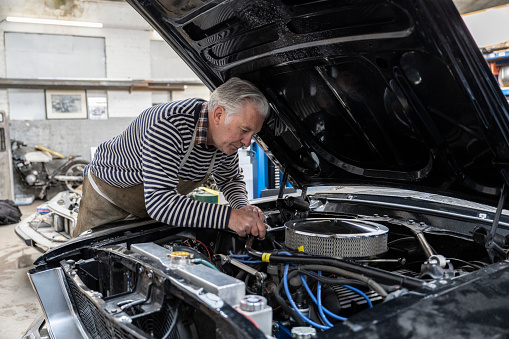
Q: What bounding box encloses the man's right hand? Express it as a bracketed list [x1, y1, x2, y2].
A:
[228, 208, 267, 238]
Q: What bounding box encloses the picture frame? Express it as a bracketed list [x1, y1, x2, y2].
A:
[45, 90, 87, 119]
[87, 91, 108, 120]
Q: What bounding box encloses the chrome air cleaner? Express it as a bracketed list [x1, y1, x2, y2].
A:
[285, 218, 389, 258]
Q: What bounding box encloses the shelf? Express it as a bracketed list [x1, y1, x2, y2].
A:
[484, 49, 509, 61]
[0, 78, 204, 91]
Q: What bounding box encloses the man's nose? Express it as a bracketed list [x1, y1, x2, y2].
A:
[241, 134, 253, 147]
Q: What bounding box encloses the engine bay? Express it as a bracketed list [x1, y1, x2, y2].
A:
[41, 190, 507, 339]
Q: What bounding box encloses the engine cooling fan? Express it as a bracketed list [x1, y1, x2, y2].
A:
[284, 218, 389, 258]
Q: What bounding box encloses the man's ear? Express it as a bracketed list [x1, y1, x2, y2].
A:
[211, 105, 224, 125]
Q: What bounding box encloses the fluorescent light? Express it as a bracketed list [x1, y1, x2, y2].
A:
[152, 30, 163, 40]
[6, 16, 103, 28]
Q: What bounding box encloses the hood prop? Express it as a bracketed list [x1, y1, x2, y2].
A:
[485, 183, 508, 263]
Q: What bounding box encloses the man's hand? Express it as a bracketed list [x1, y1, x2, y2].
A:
[240, 205, 264, 222]
[228, 206, 267, 238]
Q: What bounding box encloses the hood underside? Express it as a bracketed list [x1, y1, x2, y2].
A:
[126, 0, 509, 205]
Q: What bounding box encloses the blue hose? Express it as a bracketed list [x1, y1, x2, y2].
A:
[300, 273, 347, 322]
[229, 251, 250, 258]
[273, 250, 369, 327]
[317, 272, 334, 327]
[343, 284, 373, 308]
[284, 265, 330, 330]
[229, 251, 264, 263]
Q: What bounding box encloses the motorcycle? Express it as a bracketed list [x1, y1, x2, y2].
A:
[11, 140, 89, 200]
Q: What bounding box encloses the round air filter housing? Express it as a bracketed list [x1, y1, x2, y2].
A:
[285, 218, 389, 258]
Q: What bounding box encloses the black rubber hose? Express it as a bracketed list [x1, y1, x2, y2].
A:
[299, 264, 387, 297]
[245, 243, 424, 290]
[298, 269, 369, 288]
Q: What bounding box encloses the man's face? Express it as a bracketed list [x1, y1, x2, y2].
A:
[210, 102, 265, 155]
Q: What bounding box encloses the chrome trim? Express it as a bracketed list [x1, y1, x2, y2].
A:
[21, 314, 46, 339]
[29, 268, 90, 339]
[213, 30, 413, 71]
[324, 196, 507, 227]
[285, 218, 389, 238]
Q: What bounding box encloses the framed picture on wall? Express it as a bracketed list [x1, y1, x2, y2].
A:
[45, 90, 87, 119]
[87, 91, 108, 120]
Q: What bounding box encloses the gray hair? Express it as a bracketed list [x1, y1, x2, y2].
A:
[209, 77, 269, 124]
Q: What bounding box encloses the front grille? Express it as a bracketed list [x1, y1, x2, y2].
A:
[64, 273, 182, 339]
[132, 303, 180, 339]
[65, 274, 139, 339]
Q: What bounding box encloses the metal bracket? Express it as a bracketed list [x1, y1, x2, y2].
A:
[485, 184, 508, 263]
[420, 255, 454, 279]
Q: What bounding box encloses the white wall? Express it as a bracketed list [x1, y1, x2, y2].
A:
[173, 86, 211, 102]
[108, 91, 152, 118]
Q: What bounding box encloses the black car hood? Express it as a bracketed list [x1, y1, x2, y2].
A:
[126, 0, 509, 206]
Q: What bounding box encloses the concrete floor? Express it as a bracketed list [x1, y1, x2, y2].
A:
[0, 201, 44, 339]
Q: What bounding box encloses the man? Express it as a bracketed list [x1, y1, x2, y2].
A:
[73, 77, 269, 238]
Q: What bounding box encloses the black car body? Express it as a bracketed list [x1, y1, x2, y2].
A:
[23, 0, 509, 338]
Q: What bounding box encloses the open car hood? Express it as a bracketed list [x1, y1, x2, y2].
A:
[126, 0, 509, 206]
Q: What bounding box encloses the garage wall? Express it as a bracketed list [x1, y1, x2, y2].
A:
[0, 0, 210, 154]
[5, 32, 107, 78]
[9, 118, 134, 161]
[0, 0, 211, 199]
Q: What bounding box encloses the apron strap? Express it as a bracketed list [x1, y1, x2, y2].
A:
[176, 124, 217, 195]
[179, 127, 198, 171]
[179, 126, 217, 175]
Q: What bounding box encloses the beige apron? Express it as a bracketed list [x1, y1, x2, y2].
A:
[73, 127, 217, 237]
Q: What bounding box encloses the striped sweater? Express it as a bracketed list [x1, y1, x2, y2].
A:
[86, 98, 249, 229]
